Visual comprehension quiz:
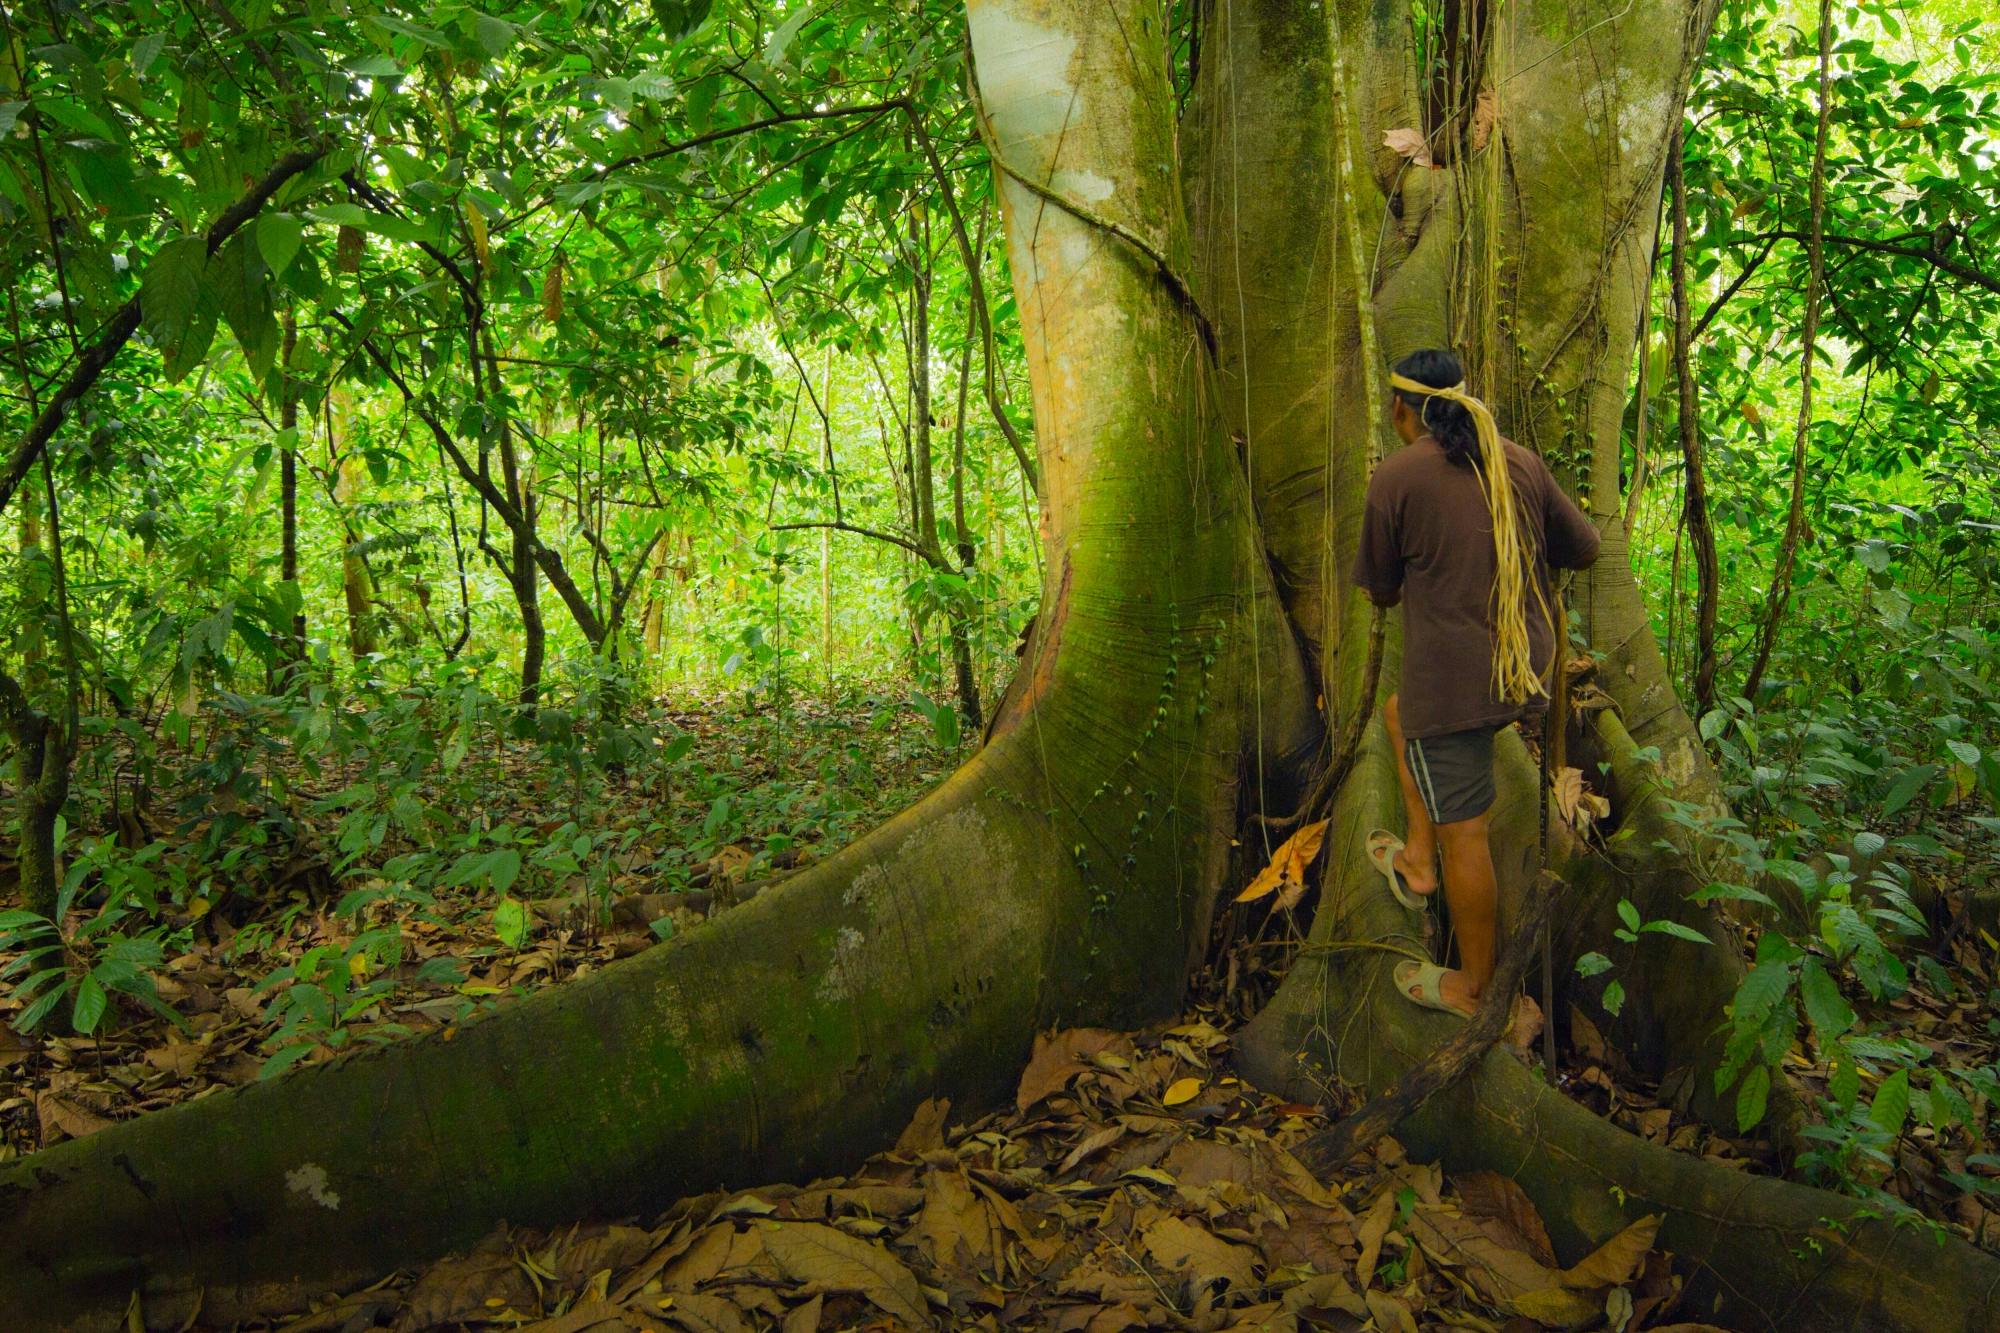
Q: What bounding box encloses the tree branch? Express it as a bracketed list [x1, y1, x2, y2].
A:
[0, 147, 325, 519]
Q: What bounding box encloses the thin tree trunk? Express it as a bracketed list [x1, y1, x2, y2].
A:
[1741, 0, 1835, 704]
[327, 397, 377, 663]
[278, 309, 305, 673]
[1668, 136, 1720, 718]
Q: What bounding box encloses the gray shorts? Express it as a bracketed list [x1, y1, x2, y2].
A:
[1405, 725, 1498, 825]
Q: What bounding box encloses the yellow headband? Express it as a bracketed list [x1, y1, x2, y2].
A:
[1385, 369, 1551, 706]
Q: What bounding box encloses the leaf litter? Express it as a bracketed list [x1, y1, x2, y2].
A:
[216, 1015, 1715, 1332]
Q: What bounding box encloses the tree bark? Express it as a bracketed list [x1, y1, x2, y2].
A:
[278, 309, 306, 674]
[1668, 138, 1720, 719]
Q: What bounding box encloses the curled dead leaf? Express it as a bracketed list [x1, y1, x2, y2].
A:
[1234, 820, 1329, 906]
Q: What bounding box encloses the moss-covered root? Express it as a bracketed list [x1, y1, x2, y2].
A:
[1556, 708, 1804, 1142]
[0, 745, 1085, 1329]
[1236, 727, 2000, 1332]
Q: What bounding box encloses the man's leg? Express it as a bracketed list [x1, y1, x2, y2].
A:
[1435, 809, 1497, 1014]
[1384, 694, 1439, 896]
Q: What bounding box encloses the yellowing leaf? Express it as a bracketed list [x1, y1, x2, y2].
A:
[1234, 820, 1329, 906]
[1163, 1077, 1202, 1106]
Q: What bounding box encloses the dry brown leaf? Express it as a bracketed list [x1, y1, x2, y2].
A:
[1469, 87, 1501, 152]
[659, 1292, 750, 1333]
[909, 1169, 999, 1273]
[1552, 767, 1611, 830]
[549, 1224, 655, 1285]
[893, 1096, 951, 1155]
[1560, 1214, 1660, 1290]
[1280, 1271, 1367, 1317]
[1057, 1122, 1125, 1176]
[516, 1301, 633, 1333]
[1382, 126, 1434, 168]
[1355, 1188, 1396, 1289]
[759, 1221, 930, 1326]
[1452, 1171, 1557, 1267]
[141, 1039, 204, 1079]
[1410, 1207, 1597, 1326]
[1233, 820, 1328, 906]
[1218, 1302, 1298, 1333]
[395, 1230, 538, 1331]
[1016, 1029, 1130, 1113]
[1364, 1288, 1420, 1333]
[36, 1090, 115, 1143]
[1139, 1214, 1259, 1293]
[779, 1294, 822, 1332]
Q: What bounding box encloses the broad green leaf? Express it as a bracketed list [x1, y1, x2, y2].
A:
[71, 974, 107, 1034]
[1869, 1067, 1911, 1134]
[140, 235, 209, 350]
[1799, 958, 1855, 1040]
[1640, 918, 1712, 945]
[472, 14, 517, 56]
[1829, 1052, 1860, 1109]
[131, 33, 167, 75]
[256, 212, 304, 276]
[1735, 1064, 1770, 1132]
[494, 895, 530, 949]
[1946, 739, 1981, 767]
[1574, 950, 1614, 978]
[1601, 979, 1626, 1018]
[1880, 764, 1938, 818]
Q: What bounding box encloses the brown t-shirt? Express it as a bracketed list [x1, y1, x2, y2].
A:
[1351, 435, 1601, 739]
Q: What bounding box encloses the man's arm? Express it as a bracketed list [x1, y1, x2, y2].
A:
[1351, 484, 1404, 606]
[1542, 468, 1602, 571]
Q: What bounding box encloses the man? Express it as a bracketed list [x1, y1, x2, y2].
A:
[1351, 348, 1602, 1016]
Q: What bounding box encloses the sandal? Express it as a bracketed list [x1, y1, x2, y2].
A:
[1394, 959, 1472, 1018]
[1368, 830, 1430, 911]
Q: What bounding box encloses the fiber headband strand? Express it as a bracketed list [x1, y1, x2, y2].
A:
[1387, 372, 1553, 706]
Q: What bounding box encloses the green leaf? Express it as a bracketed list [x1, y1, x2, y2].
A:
[131, 33, 167, 75]
[1880, 764, 1939, 818]
[1829, 1051, 1860, 1109]
[1574, 950, 1614, 978]
[1699, 708, 1729, 742]
[140, 235, 209, 351]
[1601, 978, 1625, 1017]
[1735, 1064, 1771, 1132]
[1799, 957, 1855, 1040]
[1640, 918, 1712, 945]
[71, 973, 107, 1034]
[494, 895, 530, 949]
[1869, 1067, 1911, 1134]
[1732, 958, 1793, 1025]
[472, 13, 517, 56]
[1946, 739, 1981, 767]
[1691, 880, 1777, 908]
[1616, 898, 1641, 933]
[486, 848, 522, 894]
[649, 0, 713, 41]
[763, 1, 814, 64]
[256, 212, 304, 276]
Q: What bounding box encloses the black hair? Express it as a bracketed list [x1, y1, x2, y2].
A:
[1392, 348, 1479, 464]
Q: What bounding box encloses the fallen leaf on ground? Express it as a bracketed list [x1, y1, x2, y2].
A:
[760, 1221, 930, 1325]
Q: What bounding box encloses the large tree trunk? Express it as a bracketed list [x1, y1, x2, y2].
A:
[1196, 0, 1988, 1323]
[0, 2, 1311, 1322]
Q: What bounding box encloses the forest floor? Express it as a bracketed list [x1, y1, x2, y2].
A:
[0, 685, 949, 1155]
[3, 688, 1997, 1329]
